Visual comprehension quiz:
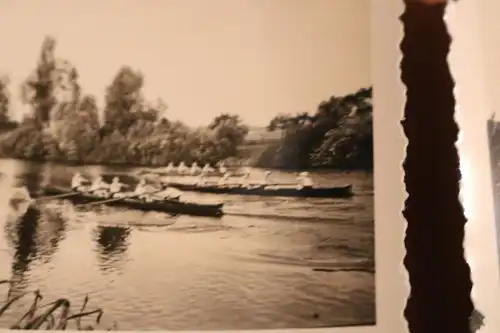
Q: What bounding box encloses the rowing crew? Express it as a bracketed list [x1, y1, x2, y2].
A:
[164, 162, 226, 175]
[71, 173, 181, 202]
[193, 171, 314, 188]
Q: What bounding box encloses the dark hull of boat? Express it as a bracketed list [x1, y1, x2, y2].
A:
[165, 183, 354, 198]
[43, 187, 224, 217]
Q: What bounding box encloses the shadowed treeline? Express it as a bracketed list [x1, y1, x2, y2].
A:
[487, 116, 500, 265]
[257, 87, 372, 170]
[0, 36, 372, 171]
[487, 116, 500, 186]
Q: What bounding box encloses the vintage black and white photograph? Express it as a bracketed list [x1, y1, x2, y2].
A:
[0, 0, 374, 330]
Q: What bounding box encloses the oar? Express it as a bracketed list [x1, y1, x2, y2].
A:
[35, 192, 80, 202]
[33, 183, 107, 203]
[77, 188, 167, 208]
[204, 181, 297, 187]
[265, 182, 299, 187]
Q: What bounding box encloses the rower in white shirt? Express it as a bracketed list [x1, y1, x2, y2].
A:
[202, 164, 215, 173]
[190, 162, 200, 175]
[218, 162, 228, 175]
[297, 172, 314, 189]
[134, 178, 153, 201]
[10, 186, 33, 210]
[134, 177, 180, 201]
[89, 176, 110, 198]
[109, 177, 127, 197]
[177, 162, 188, 174]
[151, 186, 182, 201]
[71, 172, 89, 191]
[164, 162, 175, 173]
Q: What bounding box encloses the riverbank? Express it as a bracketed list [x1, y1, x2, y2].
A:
[0, 155, 372, 173]
[0, 97, 373, 172]
[0, 117, 250, 167]
[0, 126, 373, 172]
[0, 281, 107, 330]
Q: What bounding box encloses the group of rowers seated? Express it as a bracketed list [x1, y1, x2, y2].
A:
[192, 170, 314, 189]
[164, 162, 227, 175]
[71, 173, 182, 202]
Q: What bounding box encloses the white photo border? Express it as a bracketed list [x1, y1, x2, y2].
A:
[449, 1, 500, 333]
[0, 0, 409, 332]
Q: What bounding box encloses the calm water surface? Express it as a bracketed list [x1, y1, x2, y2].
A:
[0, 159, 374, 330]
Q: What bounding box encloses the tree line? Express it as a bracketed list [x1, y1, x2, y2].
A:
[258, 87, 373, 170]
[0, 36, 373, 170]
[488, 116, 500, 186]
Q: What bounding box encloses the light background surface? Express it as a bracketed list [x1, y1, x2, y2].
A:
[0, 0, 409, 332]
[448, 1, 500, 333]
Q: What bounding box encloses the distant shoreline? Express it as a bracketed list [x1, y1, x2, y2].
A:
[0, 156, 373, 173]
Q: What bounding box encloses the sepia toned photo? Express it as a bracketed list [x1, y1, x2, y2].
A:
[0, 0, 374, 330]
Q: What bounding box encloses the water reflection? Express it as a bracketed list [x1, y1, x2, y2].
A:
[8, 207, 40, 293]
[13, 162, 47, 196]
[93, 225, 131, 273]
[5, 207, 69, 293]
[3, 162, 69, 294]
[35, 208, 67, 263]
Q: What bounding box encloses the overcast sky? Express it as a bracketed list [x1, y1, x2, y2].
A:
[0, 0, 370, 126]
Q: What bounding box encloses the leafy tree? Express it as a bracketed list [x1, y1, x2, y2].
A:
[20, 36, 58, 126]
[0, 75, 11, 125]
[59, 95, 101, 162]
[267, 113, 293, 131]
[49, 60, 83, 142]
[257, 87, 373, 170]
[208, 113, 249, 158]
[312, 87, 373, 168]
[87, 129, 129, 164]
[103, 66, 144, 136]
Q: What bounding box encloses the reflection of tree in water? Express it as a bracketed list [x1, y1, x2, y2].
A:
[5, 207, 68, 294]
[93, 225, 131, 273]
[14, 162, 46, 197]
[7, 207, 40, 293]
[3, 162, 68, 294]
[35, 209, 67, 262]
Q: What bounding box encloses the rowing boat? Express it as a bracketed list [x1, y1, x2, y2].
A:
[136, 169, 246, 178]
[42, 186, 224, 217]
[161, 182, 354, 198]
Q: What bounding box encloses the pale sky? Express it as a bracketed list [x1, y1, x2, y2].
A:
[0, 0, 370, 127]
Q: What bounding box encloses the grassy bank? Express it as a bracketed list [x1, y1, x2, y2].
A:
[0, 279, 109, 330]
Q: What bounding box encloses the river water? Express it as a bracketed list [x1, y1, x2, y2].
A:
[0, 159, 375, 330]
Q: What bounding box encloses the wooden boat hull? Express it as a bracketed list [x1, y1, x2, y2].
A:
[42, 187, 224, 217]
[164, 183, 354, 198]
